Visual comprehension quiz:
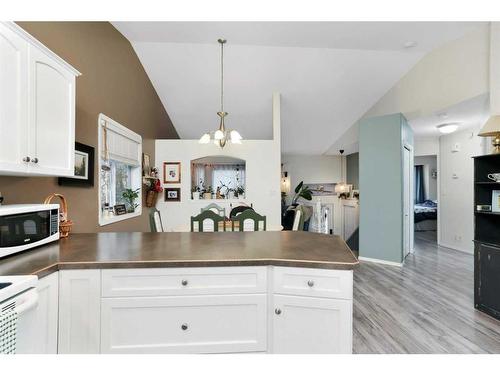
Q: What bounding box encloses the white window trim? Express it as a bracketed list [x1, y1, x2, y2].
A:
[98, 113, 142, 226]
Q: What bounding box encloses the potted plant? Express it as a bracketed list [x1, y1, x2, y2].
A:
[234, 185, 245, 199]
[203, 186, 213, 200]
[291, 181, 312, 205]
[122, 188, 140, 213]
[192, 186, 200, 200]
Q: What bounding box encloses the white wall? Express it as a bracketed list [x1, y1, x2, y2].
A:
[439, 127, 486, 253]
[414, 138, 439, 157]
[414, 155, 438, 201]
[154, 94, 282, 232]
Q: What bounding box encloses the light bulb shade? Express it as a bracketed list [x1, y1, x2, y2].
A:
[479, 116, 500, 137]
[199, 133, 211, 144]
[230, 130, 242, 142]
[437, 123, 459, 134]
[335, 183, 352, 194]
[281, 176, 291, 194]
[214, 130, 224, 140]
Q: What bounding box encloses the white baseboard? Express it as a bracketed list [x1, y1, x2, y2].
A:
[358, 256, 403, 267]
[438, 241, 473, 255]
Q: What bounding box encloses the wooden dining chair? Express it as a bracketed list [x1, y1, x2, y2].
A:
[201, 203, 226, 218]
[191, 210, 226, 232]
[149, 208, 164, 232]
[231, 209, 266, 231]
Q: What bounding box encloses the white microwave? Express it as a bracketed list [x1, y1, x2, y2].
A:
[0, 204, 60, 258]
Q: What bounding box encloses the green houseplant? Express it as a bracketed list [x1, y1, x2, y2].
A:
[292, 181, 312, 205]
[122, 188, 140, 213]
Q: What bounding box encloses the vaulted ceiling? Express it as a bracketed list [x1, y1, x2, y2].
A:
[113, 22, 483, 155]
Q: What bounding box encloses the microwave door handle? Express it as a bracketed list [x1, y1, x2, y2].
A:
[15, 290, 38, 315]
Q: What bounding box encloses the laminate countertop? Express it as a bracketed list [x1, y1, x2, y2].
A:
[0, 232, 359, 278]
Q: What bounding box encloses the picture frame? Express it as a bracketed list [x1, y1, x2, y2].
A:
[142, 153, 151, 177]
[164, 187, 181, 202]
[114, 204, 127, 215]
[163, 162, 181, 184]
[492, 190, 500, 212]
[58, 142, 95, 187]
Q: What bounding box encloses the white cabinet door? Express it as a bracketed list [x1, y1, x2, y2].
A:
[28, 45, 75, 176]
[35, 272, 59, 353]
[58, 270, 101, 354]
[101, 294, 267, 354]
[272, 294, 352, 354]
[0, 23, 29, 174]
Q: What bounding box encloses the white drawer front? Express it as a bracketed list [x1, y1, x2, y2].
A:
[102, 267, 267, 297]
[273, 267, 353, 300]
[101, 294, 267, 353]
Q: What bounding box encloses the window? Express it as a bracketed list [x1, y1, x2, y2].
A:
[98, 114, 142, 226]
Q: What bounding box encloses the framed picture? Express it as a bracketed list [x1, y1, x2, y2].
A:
[142, 153, 151, 177]
[58, 142, 95, 187]
[163, 162, 181, 184]
[114, 204, 127, 215]
[492, 190, 500, 212]
[164, 187, 181, 202]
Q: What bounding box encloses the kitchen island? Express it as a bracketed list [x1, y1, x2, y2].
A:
[0, 232, 358, 354]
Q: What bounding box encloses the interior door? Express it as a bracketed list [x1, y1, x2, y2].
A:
[28, 46, 75, 176]
[0, 23, 29, 174]
[403, 146, 411, 258]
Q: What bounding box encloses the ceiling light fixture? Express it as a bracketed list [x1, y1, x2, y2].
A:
[437, 123, 459, 134]
[403, 41, 417, 49]
[199, 38, 242, 148]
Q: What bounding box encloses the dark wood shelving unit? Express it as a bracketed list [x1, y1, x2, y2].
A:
[473, 154, 500, 320]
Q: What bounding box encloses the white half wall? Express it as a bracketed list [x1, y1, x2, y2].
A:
[154, 93, 282, 232]
[439, 127, 486, 253]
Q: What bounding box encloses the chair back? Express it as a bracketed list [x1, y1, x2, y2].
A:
[149, 208, 164, 232]
[292, 209, 302, 231]
[201, 203, 226, 218]
[231, 209, 266, 232]
[191, 210, 226, 232]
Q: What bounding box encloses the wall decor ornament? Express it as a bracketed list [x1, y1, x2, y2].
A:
[165, 187, 181, 202]
[58, 142, 95, 187]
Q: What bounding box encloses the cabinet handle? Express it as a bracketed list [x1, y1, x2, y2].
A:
[181, 323, 188, 330]
[181, 279, 188, 286]
[307, 280, 315, 287]
[275, 308, 282, 315]
[31, 157, 38, 164]
[23, 156, 31, 162]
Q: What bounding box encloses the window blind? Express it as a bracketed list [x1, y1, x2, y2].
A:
[101, 118, 141, 166]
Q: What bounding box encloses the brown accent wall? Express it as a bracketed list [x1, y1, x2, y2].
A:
[0, 22, 178, 233]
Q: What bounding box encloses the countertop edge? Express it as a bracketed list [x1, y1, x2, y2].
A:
[31, 258, 359, 277]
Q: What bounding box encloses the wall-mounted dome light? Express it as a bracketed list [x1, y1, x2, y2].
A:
[437, 123, 459, 134]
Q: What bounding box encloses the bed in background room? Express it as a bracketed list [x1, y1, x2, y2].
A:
[414, 200, 437, 231]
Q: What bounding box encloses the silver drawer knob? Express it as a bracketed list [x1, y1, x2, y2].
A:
[23, 156, 30, 162]
[275, 308, 282, 315]
[181, 323, 188, 330]
[307, 280, 315, 287]
[181, 279, 188, 286]
[31, 157, 38, 164]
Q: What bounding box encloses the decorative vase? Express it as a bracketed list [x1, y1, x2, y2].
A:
[192, 192, 200, 200]
[203, 192, 212, 200]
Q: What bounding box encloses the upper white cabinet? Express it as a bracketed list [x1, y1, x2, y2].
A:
[0, 22, 80, 177]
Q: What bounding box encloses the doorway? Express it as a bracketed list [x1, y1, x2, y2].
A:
[414, 155, 438, 243]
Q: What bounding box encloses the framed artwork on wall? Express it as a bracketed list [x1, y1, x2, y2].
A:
[163, 162, 181, 184]
[142, 153, 151, 177]
[164, 187, 181, 202]
[58, 142, 95, 187]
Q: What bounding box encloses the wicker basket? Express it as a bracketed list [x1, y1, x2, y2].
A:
[145, 190, 158, 208]
[44, 193, 73, 238]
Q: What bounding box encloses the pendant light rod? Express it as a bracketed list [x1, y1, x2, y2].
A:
[218, 38, 226, 113]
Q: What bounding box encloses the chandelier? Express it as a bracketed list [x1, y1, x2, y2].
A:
[198, 38, 242, 148]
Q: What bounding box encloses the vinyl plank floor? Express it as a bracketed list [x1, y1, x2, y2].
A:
[353, 238, 500, 353]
